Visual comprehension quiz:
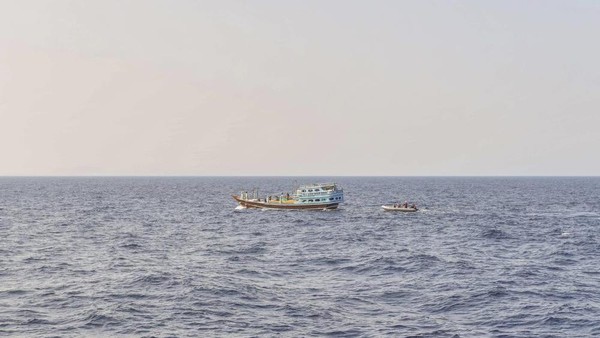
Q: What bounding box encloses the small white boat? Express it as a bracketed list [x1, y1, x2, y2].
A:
[382, 205, 418, 212]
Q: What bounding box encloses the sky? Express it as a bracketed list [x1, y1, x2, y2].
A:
[0, 0, 598, 176]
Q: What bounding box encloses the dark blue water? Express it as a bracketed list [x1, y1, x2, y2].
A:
[1, 177, 599, 337]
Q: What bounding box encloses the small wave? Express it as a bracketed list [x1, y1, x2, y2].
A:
[2, 289, 28, 296]
[211, 287, 242, 297]
[25, 318, 52, 325]
[381, 290, 411, 299]
[82, 312, 120, 329]
[266, 324, 294, 333]
[411, 253, 442, 263]
[235, 268, 261, 276]
[316, 257, 353, 266]
[541, 316, 570, 326]
[582, 270, 600, 276]
[426, 294, 466, 314]
[359, 256, 410, 273]
[567, 211, 599, 218]
[483, 286, 509, 298]
[23, 256, 45, 264]
[552, 258, 578, 266]
[108, 292, 149, 300]
[481, 228, 512, 239]
[313, 328, 365, 336]
[131, 273, 170, 286]
[120, 242, 142, 249]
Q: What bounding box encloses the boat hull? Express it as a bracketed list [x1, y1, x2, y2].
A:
[382, 205, 418, 212]
[233, 195, 339, 210]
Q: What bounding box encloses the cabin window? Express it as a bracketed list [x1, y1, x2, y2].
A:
[308, 199, 313, 202]
[308, 189, 313, 192]
[329, 198, 333, 201]
[315, 199, 320, 202]
[302, 190, 306, 192]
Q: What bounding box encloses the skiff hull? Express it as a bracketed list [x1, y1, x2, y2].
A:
[381, 205, 418, 212]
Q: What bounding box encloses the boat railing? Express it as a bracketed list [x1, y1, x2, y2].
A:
[297, 183, 337, 189]
[296, 190, 343, 197]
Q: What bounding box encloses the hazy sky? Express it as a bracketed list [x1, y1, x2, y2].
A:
[1, 0, 598, 176]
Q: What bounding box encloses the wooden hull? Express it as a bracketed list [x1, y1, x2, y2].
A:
[233, 195, 339, 210]
[382, 205, 418, 212]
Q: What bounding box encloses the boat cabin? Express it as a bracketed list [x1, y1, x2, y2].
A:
[295, 183, 344, 204]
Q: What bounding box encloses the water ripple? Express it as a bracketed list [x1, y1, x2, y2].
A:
[0, 177, 599, 336]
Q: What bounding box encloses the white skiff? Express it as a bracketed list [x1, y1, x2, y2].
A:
[381, 205, 418, 212]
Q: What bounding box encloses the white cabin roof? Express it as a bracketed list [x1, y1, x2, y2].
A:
[297, 182, 337, 189]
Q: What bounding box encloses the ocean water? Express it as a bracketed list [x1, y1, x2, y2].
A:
[1, 177, 599, 337]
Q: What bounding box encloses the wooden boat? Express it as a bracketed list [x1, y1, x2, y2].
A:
[381, 205, 418, 212]
[233, 183, 344, 210]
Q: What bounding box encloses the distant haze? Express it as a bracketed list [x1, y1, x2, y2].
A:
[1, 1, 598, 176]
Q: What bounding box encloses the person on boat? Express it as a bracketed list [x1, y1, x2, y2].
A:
[403, 201, 408, 208]
[411, 203, 416, 209]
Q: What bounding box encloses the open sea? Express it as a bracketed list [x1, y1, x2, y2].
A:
[1, 176, 599, 337]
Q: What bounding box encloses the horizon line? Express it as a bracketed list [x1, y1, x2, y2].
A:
[0, 175, 598, 178]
